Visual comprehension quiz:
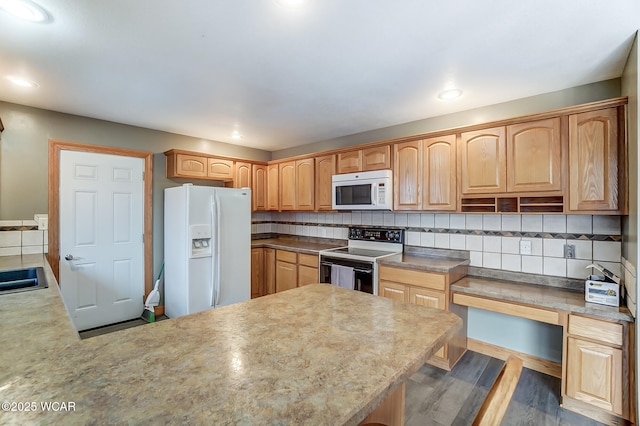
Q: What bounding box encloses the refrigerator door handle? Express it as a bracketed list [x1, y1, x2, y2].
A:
[212, 192, 222, 307]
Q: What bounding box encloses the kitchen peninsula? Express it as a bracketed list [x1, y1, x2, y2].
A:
[0, 255, 461, 425]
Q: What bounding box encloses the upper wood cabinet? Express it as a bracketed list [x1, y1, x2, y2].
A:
[252, 164, 267, 211]
[295, 159, 315, 211]
[315, 154, 335, 211]
[166, 153, 208, 179]
[568, 107, 622, 212]
[337, 150, 362, 174]
[507, 118, 562, 193]
[394, 137, 456, 211]
[267, 164, 279, 211]
[460, 127, 506, 194]
[279, 159, 315, 211]
[279, 161, 296, 210]
[208, 158, 234, 180]
[234, 161, 251, 188]
[394, 141, 421, 210]
[337, 145, 391, 174]
[423, 135, 457, 211]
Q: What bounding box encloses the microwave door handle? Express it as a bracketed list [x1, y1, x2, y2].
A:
[371, 184, 377, 206]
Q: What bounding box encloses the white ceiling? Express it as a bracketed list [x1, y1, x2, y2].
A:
[0, 1, 639, 151]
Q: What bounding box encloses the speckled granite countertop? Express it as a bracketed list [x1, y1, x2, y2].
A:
[1, 258, 461, 425]
[451, 276, 634, 322]
[378, 253, 470, 273]
[251, 236, 345, 254]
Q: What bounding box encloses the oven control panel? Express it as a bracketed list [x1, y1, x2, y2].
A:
[348, 227, 403, 243]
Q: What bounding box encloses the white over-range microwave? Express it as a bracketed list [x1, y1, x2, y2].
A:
[331, 169, 393, 210]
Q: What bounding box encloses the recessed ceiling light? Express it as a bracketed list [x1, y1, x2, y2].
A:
[6, 75, 39, 88]
[438, 88, 462, 101]
[0, 0, 49, 22]
[274, 0, 307, 8]
[231, 131, 243, 140]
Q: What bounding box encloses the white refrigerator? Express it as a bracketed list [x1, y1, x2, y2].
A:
[164, 184, 251, 318]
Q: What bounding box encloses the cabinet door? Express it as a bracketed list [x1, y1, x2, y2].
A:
[295, 159, 315, 211]
[423, 135, 456, 211]
[208, 158, 234, 180]
[315, 155, 335, 211]
[460, 127, 506, 194]
[251, 248, 264, 299]
[298, 265, 318, 286]
[378, 281, 408, 302]
[507, 118, 562, 192]
[267, 164, 279, 211]
[566, 337, 623, 415]
[409, 287, 446, 358]
[569, 108, 620, 211]
[394, 141, 422, 210]
[265, 248, 276, 294]
[175, 154, 208, 178]
[337, 150, 362, 174]
[363, 145, 391, 171]
[252, 165, 267, 211]
[276, 261, 297, 292]
[279, 162, 296, 210]
[234, 162, 252, 189]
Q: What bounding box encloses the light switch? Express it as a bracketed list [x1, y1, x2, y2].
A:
[520, 240, 532, 255]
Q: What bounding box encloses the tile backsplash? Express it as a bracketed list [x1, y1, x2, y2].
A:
[0, 220, 48, 256]
[252, 212, 623, 280]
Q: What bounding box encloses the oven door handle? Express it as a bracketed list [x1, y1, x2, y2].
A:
[320, 261, 372, 274]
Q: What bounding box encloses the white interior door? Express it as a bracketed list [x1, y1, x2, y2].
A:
[59, 150, 145, 331]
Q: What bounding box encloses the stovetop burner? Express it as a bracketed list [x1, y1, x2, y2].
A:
[323, 246, 399, 259]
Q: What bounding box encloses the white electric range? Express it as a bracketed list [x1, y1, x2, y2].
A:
[319, 227, 404, 295]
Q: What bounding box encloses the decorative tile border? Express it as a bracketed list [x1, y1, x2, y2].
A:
[250, 221, 621, 242]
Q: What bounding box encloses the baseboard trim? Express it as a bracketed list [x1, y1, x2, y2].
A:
[467, 338, 562, 378]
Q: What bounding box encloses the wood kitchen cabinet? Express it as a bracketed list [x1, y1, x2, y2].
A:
[167, 153, 208, 178]
[251, 248, 264, 299]
[336, 145, 391, 174]
[275, 250, 319, 292]
[234, 161, 251, 189]
[506, 118, 562, 193]
[315, 154, 335, 211]
[279, 159, 315, 211]
[264, 248, 276, 294]
[563, 313, 630, 420]
[207, 158, 234, 180]
[394, 141, 421, 210]
[297, 253, 319, 286]
[252, 164, 267, 211]
[394, 137, 456, 211]
[568, 107, 624, 213]
[460, 126, 506, 194]
[267, 164, 279, 211]
[378, 264, 467, 370]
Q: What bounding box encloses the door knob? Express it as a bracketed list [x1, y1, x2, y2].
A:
[65, 254, 75, 261]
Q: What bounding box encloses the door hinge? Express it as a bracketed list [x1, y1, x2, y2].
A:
[142, 171, 145, 181]
[141, 233, 144, 243]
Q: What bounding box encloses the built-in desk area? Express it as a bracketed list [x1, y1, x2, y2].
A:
[451, 276, 634, 425]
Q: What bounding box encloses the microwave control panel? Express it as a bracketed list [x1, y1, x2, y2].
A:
[348, 227, 403, 244]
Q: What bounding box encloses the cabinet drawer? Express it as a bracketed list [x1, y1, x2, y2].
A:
[452, 293, 560, 325]
[276, 250, 297, 263]
[379, 266, 445, 291]
[298, 253, 318, 268]
[568, 314, 623, 346]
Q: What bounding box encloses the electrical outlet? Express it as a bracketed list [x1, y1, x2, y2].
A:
[564, 244, 576, 259]
[520, 240, 532, 255]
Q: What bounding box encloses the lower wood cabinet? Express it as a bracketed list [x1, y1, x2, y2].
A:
[251, 248, 264, 299]
[378, 264, 467, 370]
[274, 249, 319, 292]
[563, 313, 630, 421]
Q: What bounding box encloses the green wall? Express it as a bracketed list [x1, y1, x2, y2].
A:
[272, 79, 622, 160]
[0, 101, 271, 275]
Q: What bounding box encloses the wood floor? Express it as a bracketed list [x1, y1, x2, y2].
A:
[406, 350, 605, 426]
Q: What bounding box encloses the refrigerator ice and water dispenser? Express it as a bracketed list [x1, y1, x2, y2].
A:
[189, 224, 211, 258]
